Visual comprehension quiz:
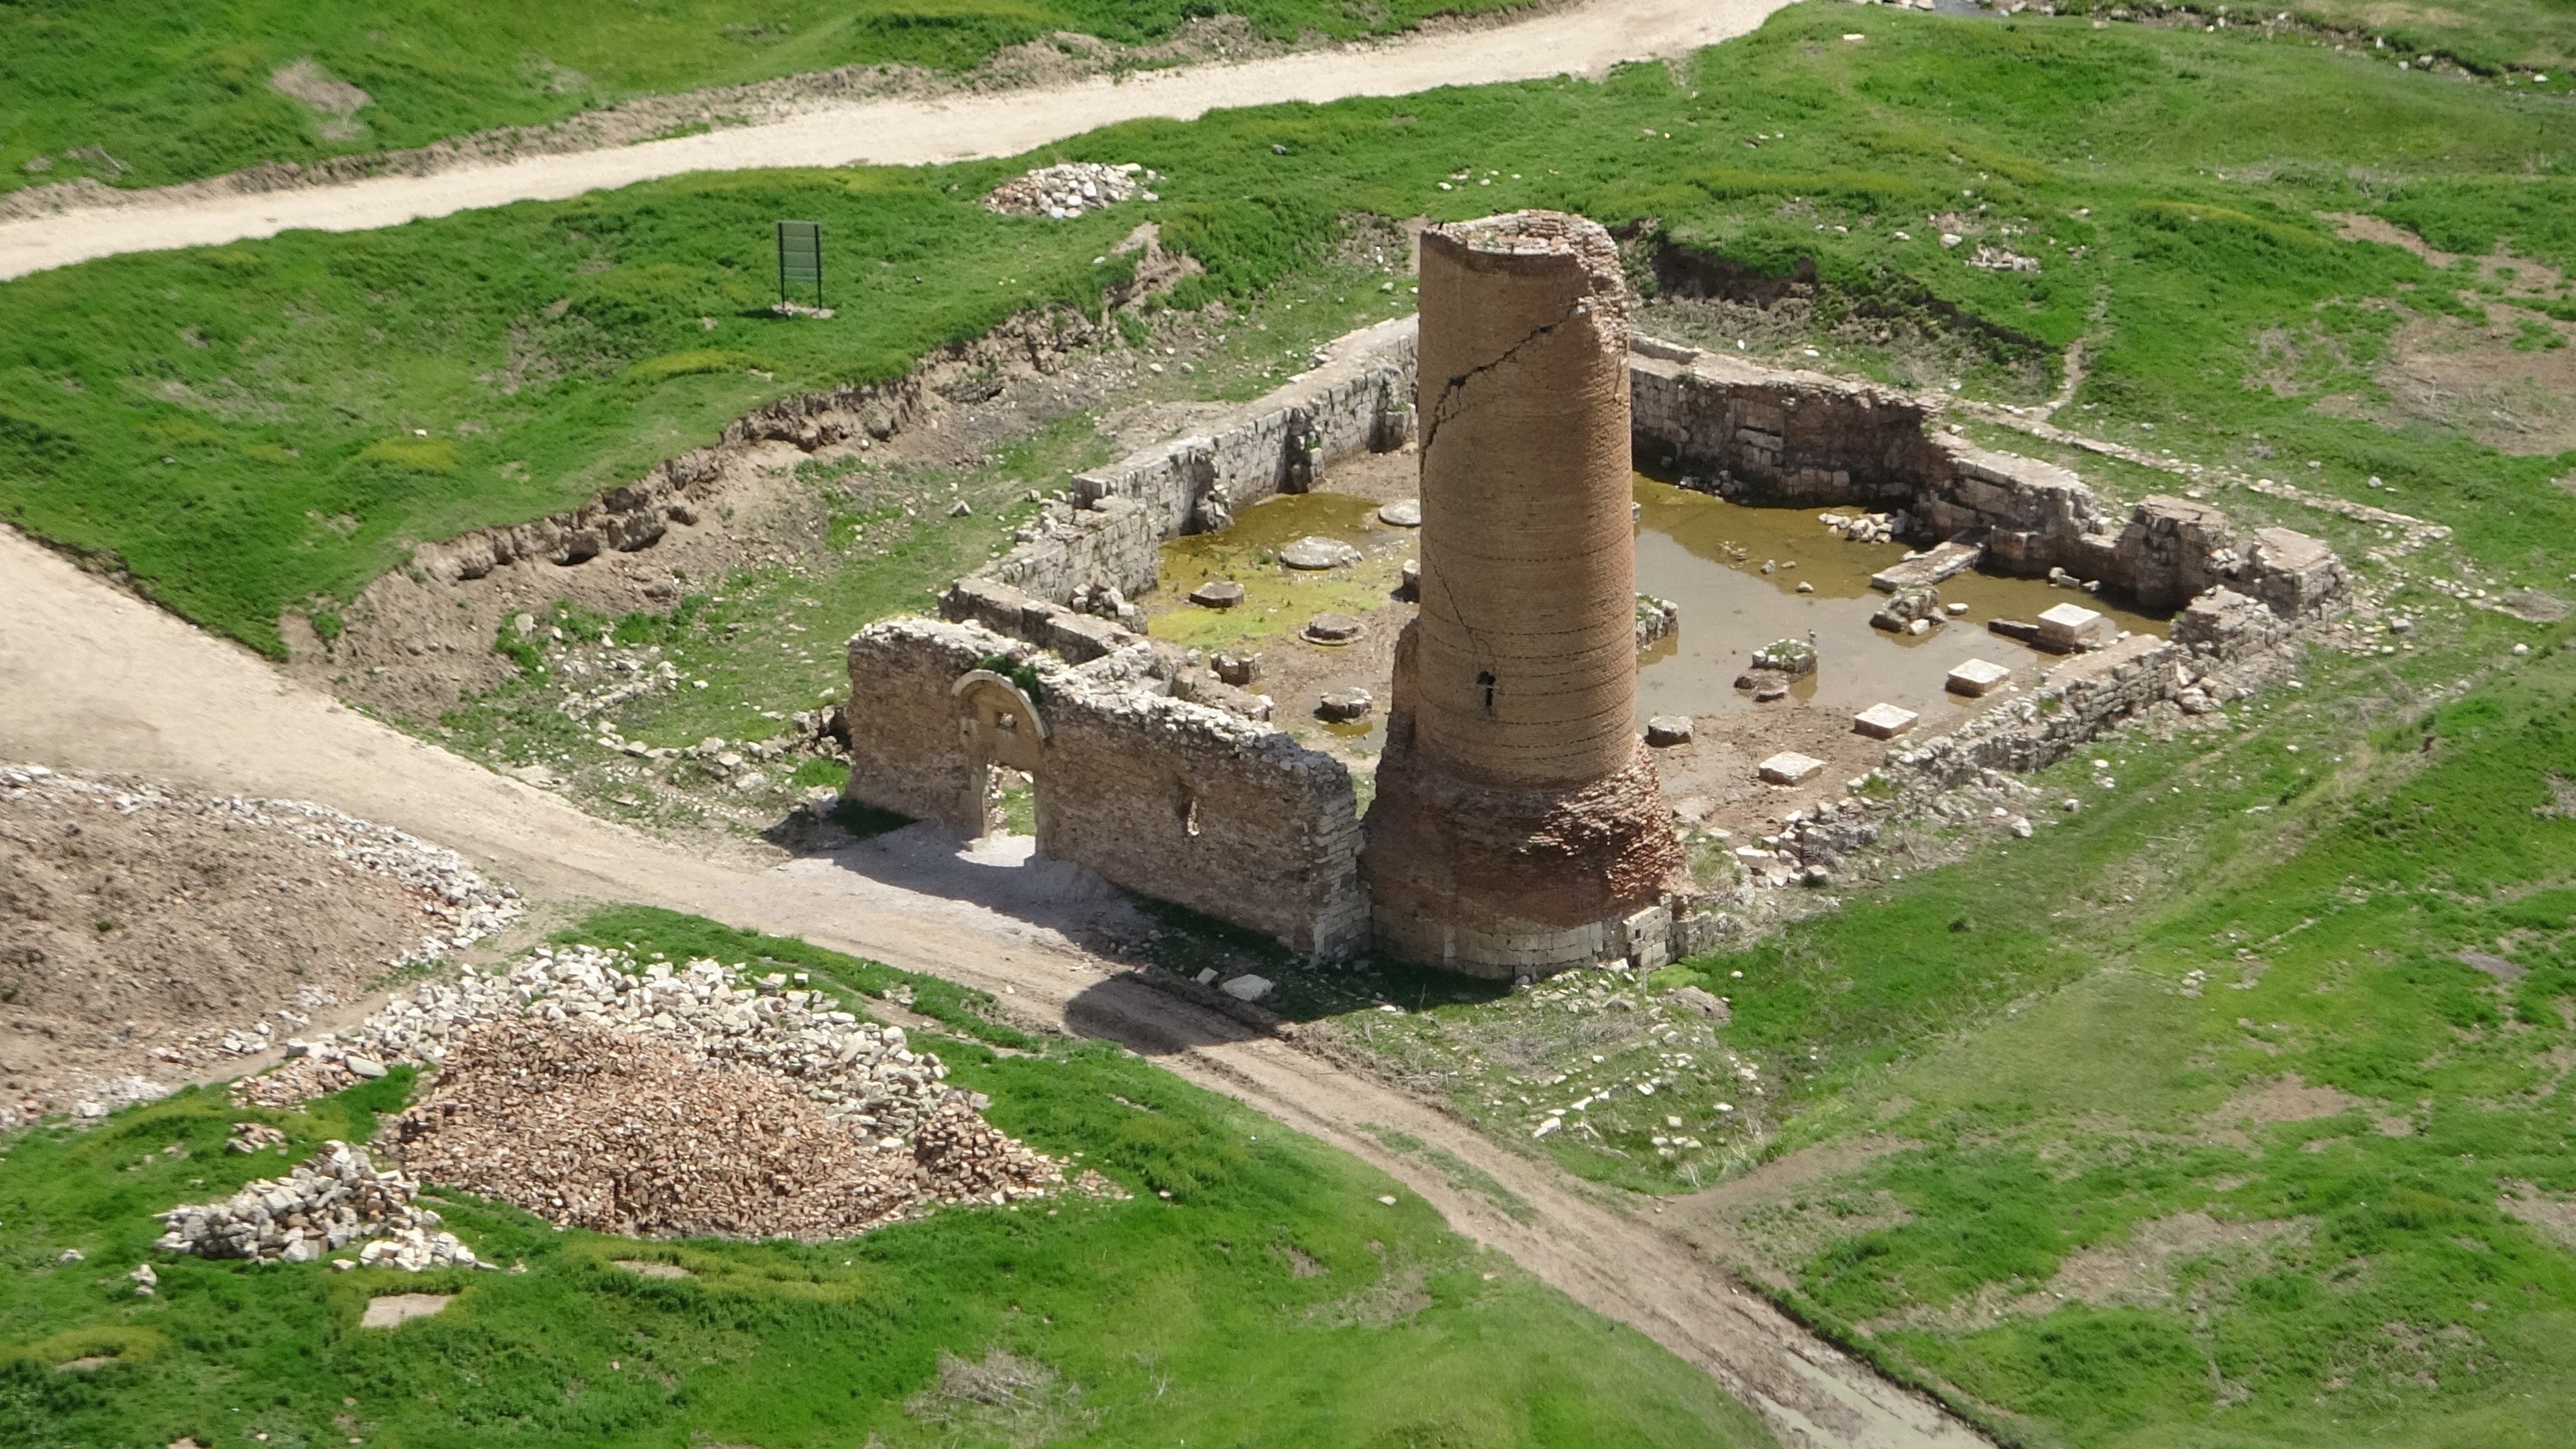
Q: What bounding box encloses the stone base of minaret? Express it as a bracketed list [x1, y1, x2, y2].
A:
[1362, 643, 1687, 981]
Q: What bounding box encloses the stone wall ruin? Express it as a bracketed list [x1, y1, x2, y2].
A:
[840, 299, 2354, 971]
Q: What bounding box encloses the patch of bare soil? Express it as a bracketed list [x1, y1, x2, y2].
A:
[2195, 1072, 2369, 1149]
[0, 763, 518, 1127]
[2498, 1180, 2576, 1248]
[1866, 1211, 2313, 1336]
[1665, 1136, 1915, 1287]
[2365, 310, 2576, 454]
[268, 60, 373, 142]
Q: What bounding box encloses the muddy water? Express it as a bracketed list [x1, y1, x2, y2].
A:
[1140, 480, 2170, 746]
[1146, 492, 1415, 655]
[1633, 477, 2167, 728]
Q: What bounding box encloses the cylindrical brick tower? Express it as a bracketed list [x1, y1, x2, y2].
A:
[1363, 211, 1684, 978]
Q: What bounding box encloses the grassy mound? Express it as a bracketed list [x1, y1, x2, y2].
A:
[0, 909, 1771, 1449]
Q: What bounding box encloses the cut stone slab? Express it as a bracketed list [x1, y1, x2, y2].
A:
[1853, 703, 1920, 739]
[1644, 714, 1695, 747]
[1870, 537, 1983, 592]
[1301, 612, 1363, 644]
[1378, 498, 1421, 527]
[360, 1293, 454, 1328]
[1758, 751, 1827, 786]
[1316, 689, 1374, 721]
[1211, 650, 1260, 686]
[2037, 602, 2116, 651]
[1280, 535, 1361, 570]
[1219, 973, 1275, 1002]
[1188, 579, 1246, 608]
[1947, 658, 2013, 696]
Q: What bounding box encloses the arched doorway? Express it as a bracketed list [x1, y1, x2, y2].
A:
[951, 669, 1045, 838]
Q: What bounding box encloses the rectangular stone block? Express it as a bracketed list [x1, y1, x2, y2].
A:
[1758, 751, 1827, 786]
[2037, 602, 2116, 651]
[1853, 703, 1920, 739]
[1946, 658, 2014, 696]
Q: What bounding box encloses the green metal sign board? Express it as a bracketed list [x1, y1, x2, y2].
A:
[776, 220, 823, 307]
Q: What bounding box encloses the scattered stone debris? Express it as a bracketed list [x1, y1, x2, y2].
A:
[0, 762, 522, 1128]
[233, 944, 1099, 1241]
[1645, 715, 1696, 747]
[1967, 245, 2042, 273]
[392, 1017, 1057, 1240]
[225, 1122, 288, 1155]
[154, 1140, 485, 1269]
[981, 162, 1159, 219]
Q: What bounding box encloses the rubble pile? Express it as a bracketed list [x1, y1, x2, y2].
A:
[233, 943, 1082, 1242]
[153, 1141, 486, 1270]
[981, 162, 1159, 219]
[392, 1018, 1067, 1238]
[245, 945, 975, 1139]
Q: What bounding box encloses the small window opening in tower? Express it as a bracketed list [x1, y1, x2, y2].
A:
[1477, 670, 1497, 713]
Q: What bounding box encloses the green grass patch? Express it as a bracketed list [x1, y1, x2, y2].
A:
[11, 5, 2576, 659]
[0, 911, 1776, 1449]
[0, 0, 1537, 197]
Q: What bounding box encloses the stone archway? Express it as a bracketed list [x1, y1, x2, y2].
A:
[951, 669, 1046, 837]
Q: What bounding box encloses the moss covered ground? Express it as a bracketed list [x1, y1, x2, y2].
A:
[0, 909, 1772, 1449]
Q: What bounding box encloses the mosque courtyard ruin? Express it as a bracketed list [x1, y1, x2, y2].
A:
[839, 211, 2354, 981]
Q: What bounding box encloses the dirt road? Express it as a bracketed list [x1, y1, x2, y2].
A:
[0, 0, 1782, 283]
[0, 521, 1983, 1448]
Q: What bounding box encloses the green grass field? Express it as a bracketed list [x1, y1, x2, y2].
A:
[3, 4, 2573, 659]
[0, 0, 1530, 197]
[0, 908, 1774, 1449]
[14, 8, 2576, 1444]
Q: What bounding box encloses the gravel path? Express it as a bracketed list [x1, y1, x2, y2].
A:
[0, 519, 1983, 1448]
[0, 0, 1784, 282]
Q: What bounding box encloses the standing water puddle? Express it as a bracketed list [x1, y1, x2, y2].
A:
[1633, 477, 2167, 728]
[1140, 480, 2169, 746]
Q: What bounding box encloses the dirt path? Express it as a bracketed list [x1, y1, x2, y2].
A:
[0, 521, 1983, 1448]
[0, 0, 1783, 283]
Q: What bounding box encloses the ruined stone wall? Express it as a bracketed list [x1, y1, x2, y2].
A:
[1886, 587, 2303, 790]
[1629, 352, 1943, 512]
[841, 617, 1365, 959]
[978, 318, 1419, 609]
[1038, 688, 1367, 959]
[840, 619, 1002, 837]
[1627, 340, 2353, 620]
